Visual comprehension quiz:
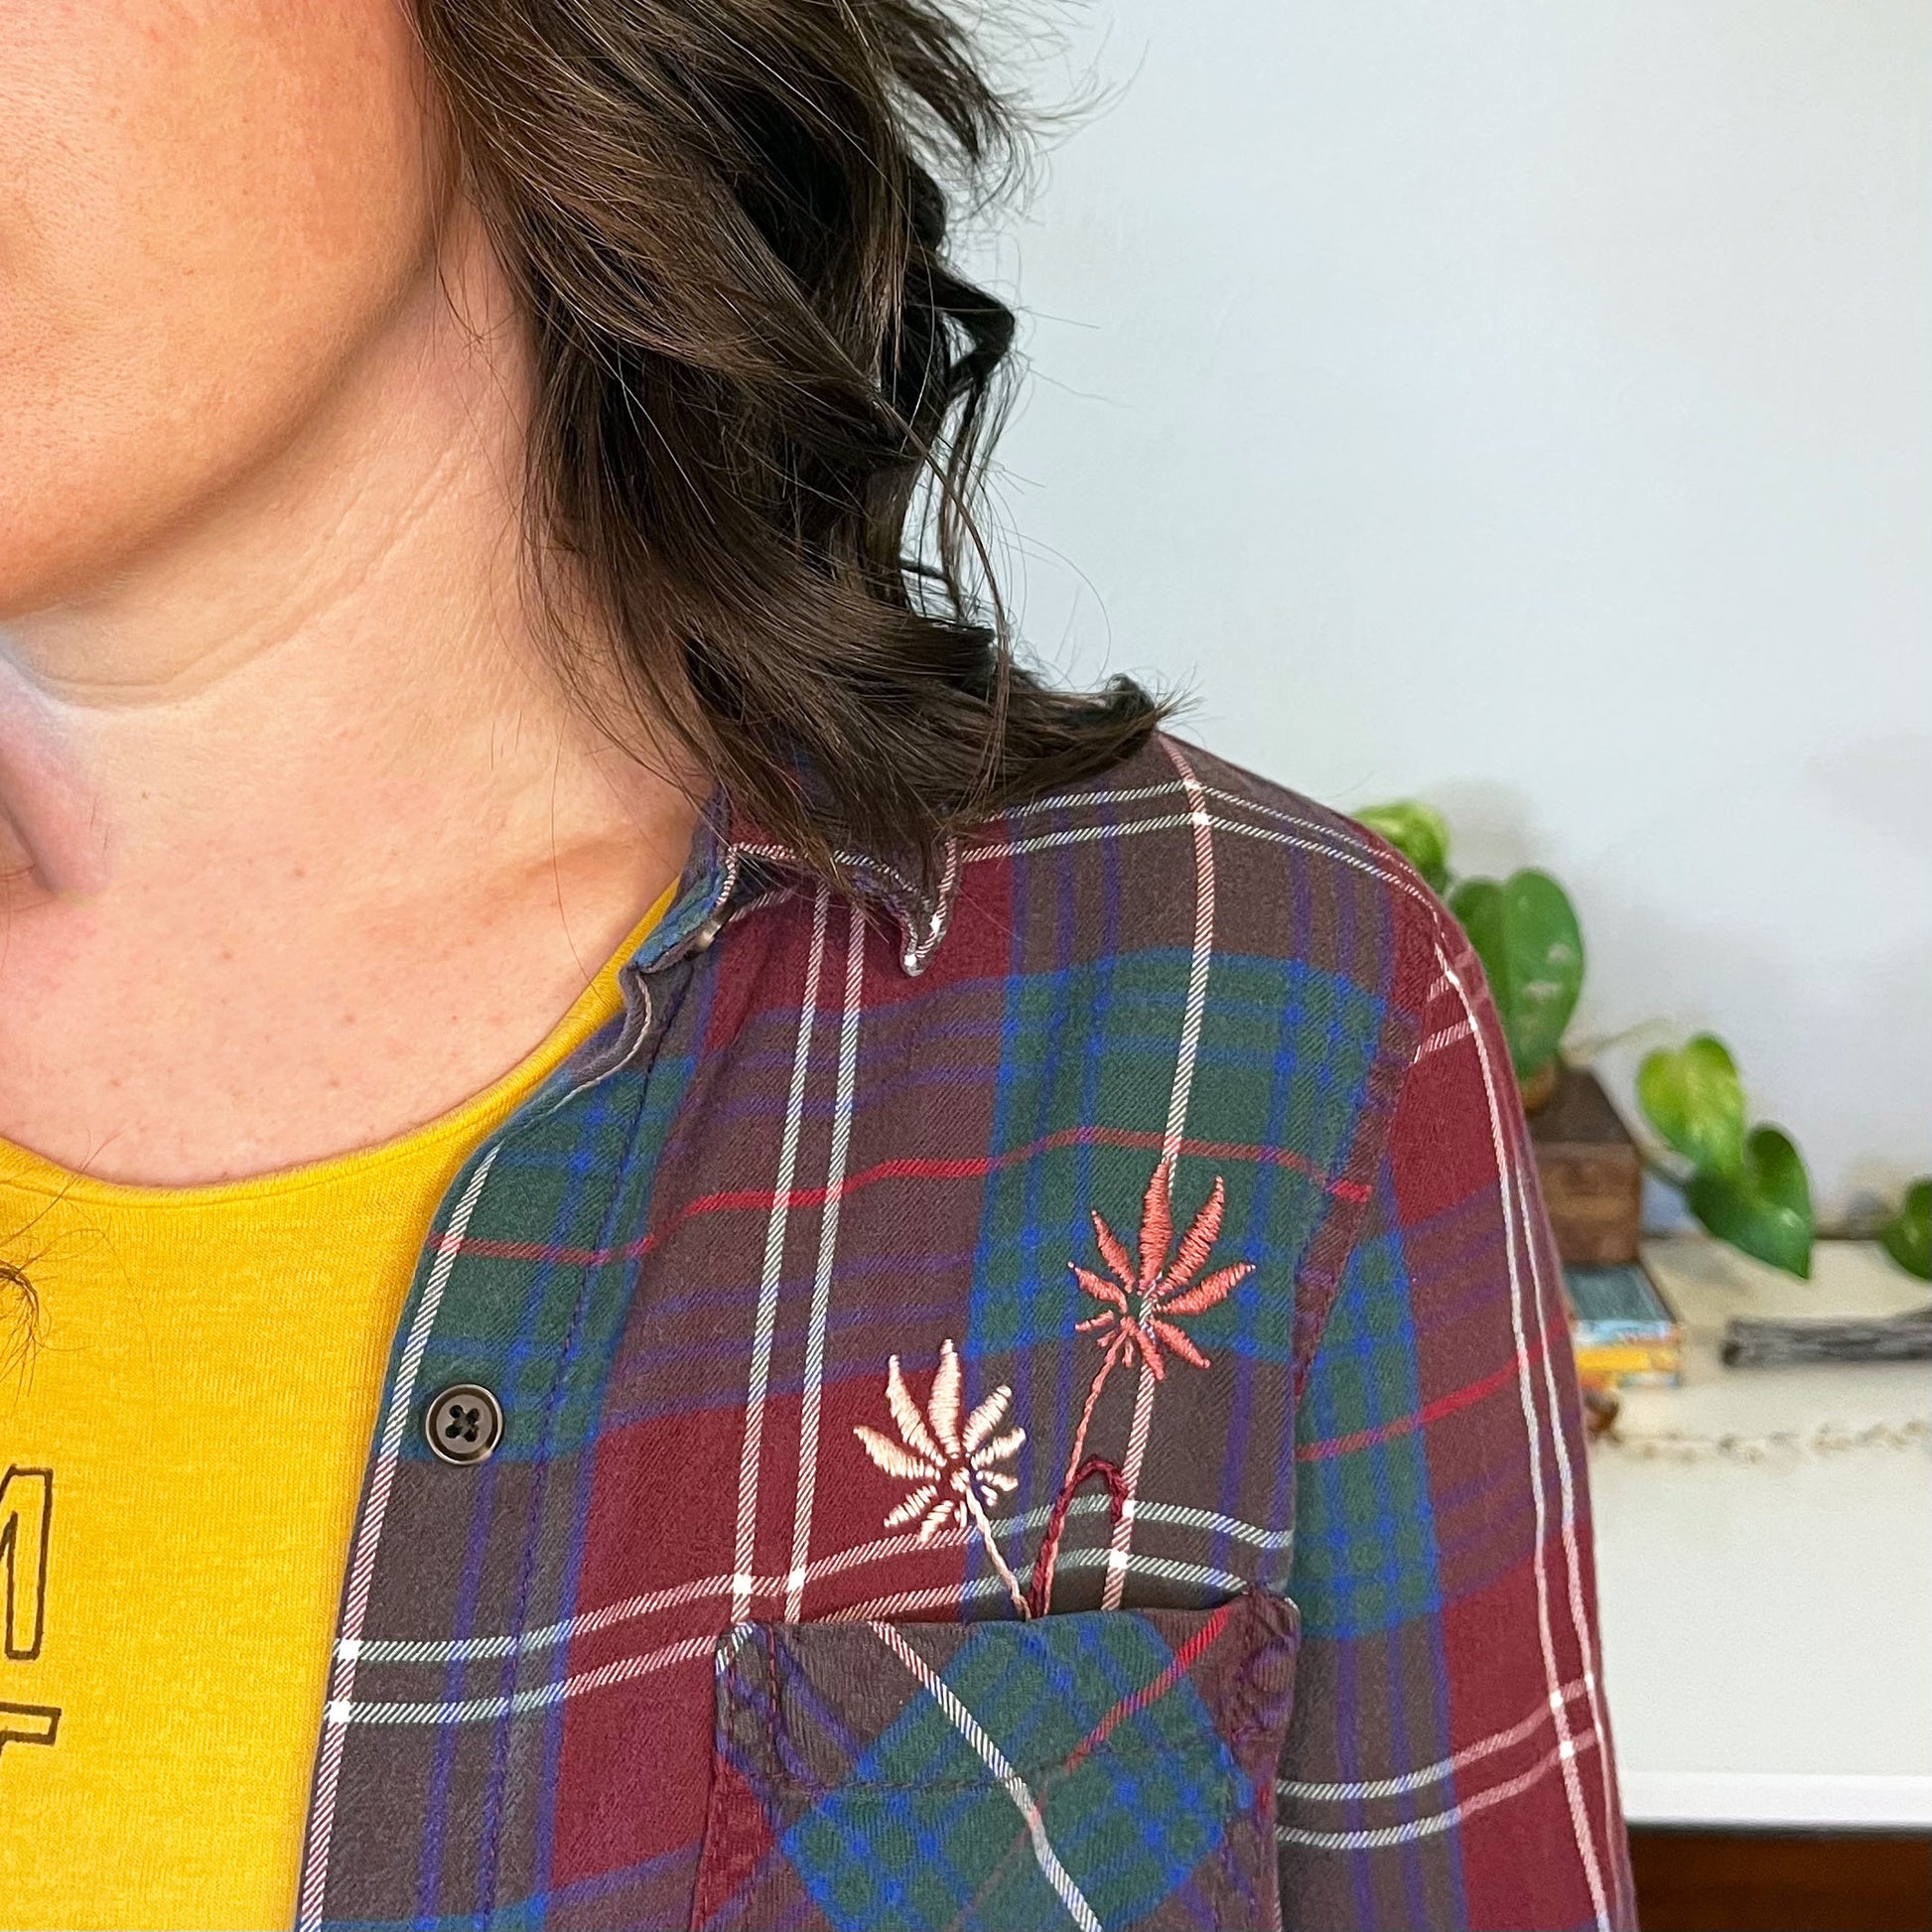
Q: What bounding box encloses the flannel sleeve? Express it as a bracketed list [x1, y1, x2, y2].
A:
[1276, 895, 1636, 1932]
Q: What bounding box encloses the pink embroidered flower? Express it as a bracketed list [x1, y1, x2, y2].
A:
[854, 1338, 1029, 1610]
[1071, 1158, 1253, 1380]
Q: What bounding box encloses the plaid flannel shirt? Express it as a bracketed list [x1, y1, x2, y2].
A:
[297, 731, 1634, 1932]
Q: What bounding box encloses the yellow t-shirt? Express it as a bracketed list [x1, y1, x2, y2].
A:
[0, 884, 674, 1930]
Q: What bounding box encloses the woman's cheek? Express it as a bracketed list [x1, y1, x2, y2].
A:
[0, 0, 441, 616]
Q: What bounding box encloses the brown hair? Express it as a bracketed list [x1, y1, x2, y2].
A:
[0, 1257, 40, 1381]
[412, 0, 1163, 889]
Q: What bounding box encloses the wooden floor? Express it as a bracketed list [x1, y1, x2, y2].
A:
[1629, 1828, 1932, 1932]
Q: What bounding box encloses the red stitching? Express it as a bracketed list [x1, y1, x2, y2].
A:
[1026, 1456, 1128, 1618]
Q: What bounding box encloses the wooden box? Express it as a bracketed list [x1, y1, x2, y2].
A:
[1528, 1064, 1642, 1267]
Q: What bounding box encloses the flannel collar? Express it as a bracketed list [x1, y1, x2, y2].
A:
[639, 785, 961, 980]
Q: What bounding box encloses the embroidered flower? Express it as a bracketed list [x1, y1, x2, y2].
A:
[852, 1166, 1257, 1622]
[854, 1338, 1029, 1611]
[1071, 1159, 1253, 1381]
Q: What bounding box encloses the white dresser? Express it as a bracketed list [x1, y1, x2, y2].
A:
[1589, 1237, 1932, 1829]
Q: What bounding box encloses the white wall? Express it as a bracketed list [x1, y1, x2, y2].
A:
[971, 1, 1931, 1223]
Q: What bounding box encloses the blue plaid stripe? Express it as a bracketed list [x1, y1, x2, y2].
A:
[1292, 1220, 1446, 1639]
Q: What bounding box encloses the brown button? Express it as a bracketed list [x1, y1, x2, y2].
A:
[425, 1383, 502, 1465]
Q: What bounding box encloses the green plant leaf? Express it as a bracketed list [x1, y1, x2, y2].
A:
[1637, 1034, 1746, 1176]
[1684, 1125, 1813, 1279]
[1354, 801, 1451, 895]
[1880, 1177, 1931, 1282]
[1446, 870, 1585, 1081]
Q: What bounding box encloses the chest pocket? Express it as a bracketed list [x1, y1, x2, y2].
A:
[691, 1587, 1300, 1932]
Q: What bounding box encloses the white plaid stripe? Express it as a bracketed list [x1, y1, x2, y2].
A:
[1278, 1726, 1604, 1852]
[786, 897, 867, 1619]
[732, 886, 828, 1622]
[339, 1495, 1292, 1668]
[1279, 1676, 1595, 1803]
[871, 1620, 1105, 1932]
[329, 1633, 720, 1727]
[1437, 929, 1614, 1932]
[1103, 739, 1218, 1611]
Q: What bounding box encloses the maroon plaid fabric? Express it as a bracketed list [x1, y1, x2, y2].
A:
[298, 732, 1633, 1930]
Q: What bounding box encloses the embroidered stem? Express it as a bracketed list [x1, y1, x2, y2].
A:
[1028, 1457, 1129, 1619]
[962, 1485, 1031, 1617]
[1058, 1336, 1126, 1495]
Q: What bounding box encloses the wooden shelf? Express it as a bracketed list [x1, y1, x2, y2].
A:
[1629, 1826, 1931, 1932]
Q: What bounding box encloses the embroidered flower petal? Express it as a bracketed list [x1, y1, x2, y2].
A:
[884, 1483, 938, 1529]
[1150, 1317, 1211, 1370]
[961, 1383, 1013, 1454]
[1090, 1210, 1135, 1293]
[854, 1424, 936, 1481]
[973, 1426, 1026, 1465]
[885, 1354, 943, 1465]
[1160, 1261, 1254, 1316]
[928, 1339, 963, 1455]
[1070, 1265, 1130, 1311]
[1137, 1160, 1174, 1288]
[1125, 1321, 1167, 1380]
[1168, 1175, 1227, 1290]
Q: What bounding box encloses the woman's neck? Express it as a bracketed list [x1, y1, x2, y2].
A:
[6, 203, 691, 907]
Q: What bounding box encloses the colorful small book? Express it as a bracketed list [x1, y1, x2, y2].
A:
[1564, 1261, 1683, 1388]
